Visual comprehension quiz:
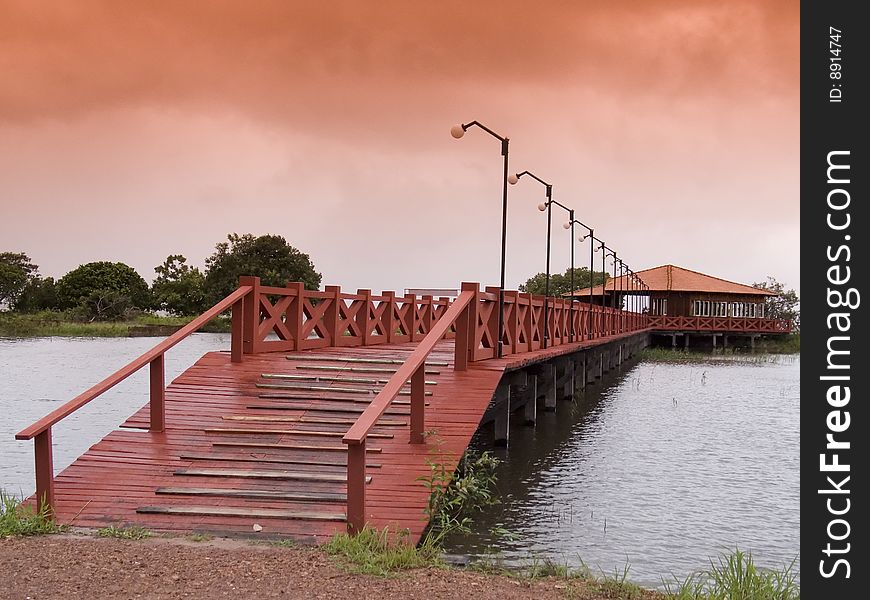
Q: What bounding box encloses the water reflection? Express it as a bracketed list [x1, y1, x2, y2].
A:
[442, 355, 800, 586]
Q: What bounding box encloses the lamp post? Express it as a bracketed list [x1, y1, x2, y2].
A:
[564, 217, 594, 341]
[452, 121, 510, 357]
[508, 170, 572, 348]
[593, 238, 607, 334]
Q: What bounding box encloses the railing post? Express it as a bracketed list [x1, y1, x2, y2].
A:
[454, 284, 476, 372]
[34, 428, 55, 518]
[287, 282, 305, 350]
[409, 364, 425, 444]
[383, 291, 396, 343]
[149, 354, 165, 433]
[231, 296, 244, 363]
[403, 293, 416, 340]
[357, 289, 372, 345]
[239, 276, 260, 354]
[325, 285, 341, 346]
[346, 439, 367, 534]
[419, 295, 434, 340]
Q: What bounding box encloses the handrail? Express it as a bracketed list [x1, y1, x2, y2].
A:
[341, 288, 475, 533]
[15, 285, 252, 441]
[343, 290, 474, 445]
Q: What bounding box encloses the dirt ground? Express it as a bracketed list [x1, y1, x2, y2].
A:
[0, 535, 663, 600]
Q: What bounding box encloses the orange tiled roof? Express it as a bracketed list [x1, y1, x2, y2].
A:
[568, 264, 777, 297]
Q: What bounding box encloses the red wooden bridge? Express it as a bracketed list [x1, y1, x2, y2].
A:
[15, 278, 651, 543]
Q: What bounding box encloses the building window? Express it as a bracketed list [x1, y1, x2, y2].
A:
[651, 298, 667, 315]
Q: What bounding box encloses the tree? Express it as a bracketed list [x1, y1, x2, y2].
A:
[0, 252, 38, 309]
[519, 267, 608, 297]
[56, 262, 151, 316]
[204, 233, 322, 302]
[752, 276, 800, 329]
[151, 255, 208, 316]
[14, 276, 59, 312]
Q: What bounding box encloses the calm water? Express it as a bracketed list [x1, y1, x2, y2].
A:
[1, 338, 799, 586]
[442, 354, 800, 586]
[0, 334, 231, 497]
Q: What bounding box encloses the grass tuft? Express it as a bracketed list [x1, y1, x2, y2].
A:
[0, 491, 65, 537]
[323, 526, 441, 576]
[663, 549, 799, 600]
[96, 525, 152, 540]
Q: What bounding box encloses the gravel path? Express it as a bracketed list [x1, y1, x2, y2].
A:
[0, 535, 663, 599]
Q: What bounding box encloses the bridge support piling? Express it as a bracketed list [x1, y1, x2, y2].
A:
[523, 376, 538, 425]
[493, 382, 511, 446]
[712, 334, 717, 349]
[574, 356, 586, 392]
[561, 358, 574, 400]
[539, 362, 557, 411]
[684, 334, 690, 350]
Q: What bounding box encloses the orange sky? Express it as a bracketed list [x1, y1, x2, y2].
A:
[0, 1, 799, 294]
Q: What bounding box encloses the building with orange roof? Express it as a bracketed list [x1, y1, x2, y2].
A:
[569, 264, 791, 346]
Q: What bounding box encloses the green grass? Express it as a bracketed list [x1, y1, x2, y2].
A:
[663, 549, 799, 600]
[323, 526, 442, 576]
[95, 525, 152, 540]
[0, 311, 230, 337]
[188, 533, 214, 543]
[0, 492, 65, 537]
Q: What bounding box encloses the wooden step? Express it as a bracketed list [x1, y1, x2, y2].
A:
[155, 487, 347, 502]
[222, 415, 407, 427]
[155, 487, 347, 503]
[295, 365, 441, 375]
[262, 373, 437, 386]
[173, 468, 371, 483]
[178, 453, 381, 468]
[204, 427, 394, 439]
[256, 382, 432, 396]
[213, 441, 382, 453]
[286, 355, 449, 367]
[246, 403, 411, 415]
[258, 393, 409, 405]
[137, 505, 346, 521]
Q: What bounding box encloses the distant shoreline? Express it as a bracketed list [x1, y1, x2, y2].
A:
[0, 313, 230, 338]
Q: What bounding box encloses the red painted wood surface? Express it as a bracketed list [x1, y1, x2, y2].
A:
[648, 316, 792, 333]
[15, 278, 653, 542]
[21, 331, 641, 544]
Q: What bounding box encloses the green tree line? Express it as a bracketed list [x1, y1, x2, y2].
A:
[0, 234, 321, 321]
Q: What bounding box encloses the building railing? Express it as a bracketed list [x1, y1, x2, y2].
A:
[648, 315, 792, 333]
[15, 277, 651, 521]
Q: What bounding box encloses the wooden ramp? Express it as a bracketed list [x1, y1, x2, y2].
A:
[46, 341, 499, 543]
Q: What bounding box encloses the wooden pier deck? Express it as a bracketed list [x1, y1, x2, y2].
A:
[16, 280, 650, 544]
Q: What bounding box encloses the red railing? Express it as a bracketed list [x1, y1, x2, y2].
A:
[15, 277, 650, 520]
[340, 282, 651, 533]
[14, 285, 252, 516]
[342, 288, 476, 532]
[648, 316, 792, 333]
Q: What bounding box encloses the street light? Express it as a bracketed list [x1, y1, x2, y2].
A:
[564, 217, 594, 341]
[452, 121, 510, 357]
[509, 170, 571, 348]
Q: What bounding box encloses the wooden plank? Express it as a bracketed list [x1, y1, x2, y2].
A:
[255, 383, 434, 396]
[173, 468, 371, 483]
[212, 441, 381, 453]
[155, 487, 347, 503]
[285, 355, 449, 366]
[178, 453, 382, 468]
[296, 365, 441, 375]
[136, 505, 346, 521]
[222, 415, 408, 426]
[246, 403, 411, 415]
[262, 373, 438, 385]
[204, 427, 394, 439]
